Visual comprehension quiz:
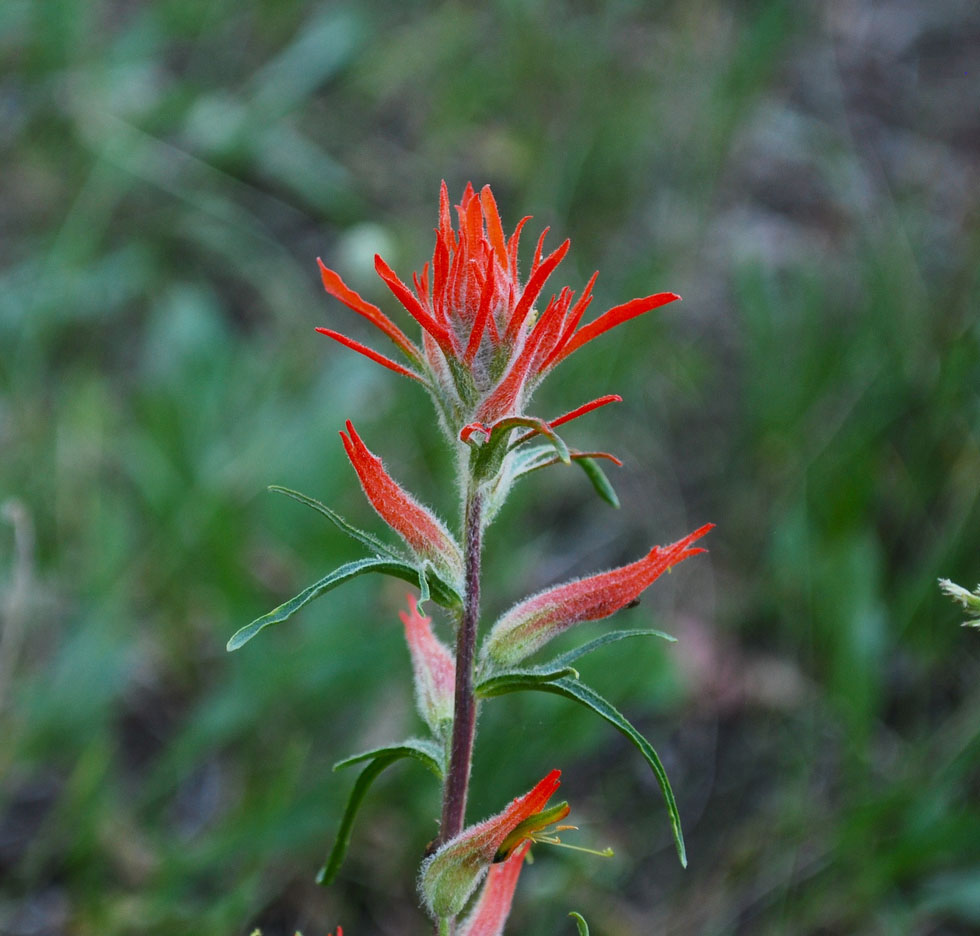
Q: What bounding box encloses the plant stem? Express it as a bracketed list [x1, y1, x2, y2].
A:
[439, 487, 484, 846]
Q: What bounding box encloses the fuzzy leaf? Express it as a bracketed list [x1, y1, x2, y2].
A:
[575, 457, 619, 508]
[269, 485, 405, 560]
[476, 676, 686, 867]
[569, 912, 590, 936]
[228, 557, 461, 651]
[318, 740, 444, 886]
[546, 628, 675, 669]
[474, 665, 579, 698]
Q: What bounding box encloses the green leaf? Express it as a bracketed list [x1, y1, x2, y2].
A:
[511, 447, 620, 508]
[500, 416, 571, 464]
[477, 676, 687, 867]
[575, 457, 619, 508]
[333, 738, 445, 775]
[474, 664, 579, 698]
[546, 628, 675, 669]
[269, 485, 404, 560]
[318, 739, 444, 887]
[227, 556, 461, 651]
[569, 911, 590, 936]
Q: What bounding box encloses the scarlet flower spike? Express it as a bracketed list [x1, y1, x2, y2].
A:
[482, 523, 715, 669]
[457, 842, 531, 936]
[420, 770, 562, 920]
[316, 184, 682, 451]
[315, 328, 426, 383]
[339, 420, 463, 586]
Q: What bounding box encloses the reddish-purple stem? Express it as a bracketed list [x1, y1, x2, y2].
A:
[439, 490, 484, 850]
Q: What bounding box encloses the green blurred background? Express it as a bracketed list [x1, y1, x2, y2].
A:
[2, 0, 979, 933]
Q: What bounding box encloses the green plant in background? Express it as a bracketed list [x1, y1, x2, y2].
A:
[3, 1, 980, 933]
[939, 579, 980, 629]
[229, 183, 712, 933]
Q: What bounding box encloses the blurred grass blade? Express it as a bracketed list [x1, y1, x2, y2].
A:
[569, 911, 590, 935]
[319, 740, 444, 886]
[477, 676, 686, 867]
[269, 485, 404, 559]
[474, 665, 579, 698]
[227, 557, 461, 651]
[576, 456, 619, 508]
[547, 628, 675, 669]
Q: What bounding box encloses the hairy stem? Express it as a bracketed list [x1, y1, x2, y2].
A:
[439, 488, 484, 846]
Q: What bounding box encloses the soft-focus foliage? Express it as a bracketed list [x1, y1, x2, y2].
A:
[2, 1, 979, 934]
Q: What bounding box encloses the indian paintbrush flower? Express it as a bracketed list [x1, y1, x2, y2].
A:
[317, 182, 680, 442]
[420, 770, 565, 919]
[238, 180, 712, 936]
[401, 594, 456, 738]
[482, 523, 715, 670]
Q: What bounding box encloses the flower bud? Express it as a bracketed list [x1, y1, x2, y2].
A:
[483, 524, 713, 669]
[420, 770, 561, 920]
[400, 594, 455, 738]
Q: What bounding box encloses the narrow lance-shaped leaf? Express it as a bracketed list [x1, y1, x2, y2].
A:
[575, 456, 620, 508]
[546, 628, 675, 669]
[318, 739, 444, 887]
[477, 676, 687, 867]
[568, 912, 591, 936]
[268, 485, 405, 560]
[474, 665, 579, 699]
[227, 556, 461, 651]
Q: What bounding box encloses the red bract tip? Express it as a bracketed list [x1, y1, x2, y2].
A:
[315, 328, 425, 383]
[400, 594, 455, 735]
[339, 421, 463, 585]
[317, 259, 420, 361]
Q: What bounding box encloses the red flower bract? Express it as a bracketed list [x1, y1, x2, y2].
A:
[420, 770, 563, 920]
[316, 182, 680, 436]
[482, 523, 715, 668]
[340, 420, 463, 586]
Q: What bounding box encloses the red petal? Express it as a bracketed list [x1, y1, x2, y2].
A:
[553, 291, 681, 365]
[506, 239, 570, 339]
[340, 421, 462, 576]
[538, 270, 599, 372]
[464, 253, 497, 363]
[317, 259, 419, 360]
[315, 328, 425, 382]
[480, 185, 508, 269]
[549, 394, 622, 429]
[375, 254, 458, 355]
[458, 842, 530, 936]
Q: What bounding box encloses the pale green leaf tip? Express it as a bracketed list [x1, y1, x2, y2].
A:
[569, 911, 590, 935]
